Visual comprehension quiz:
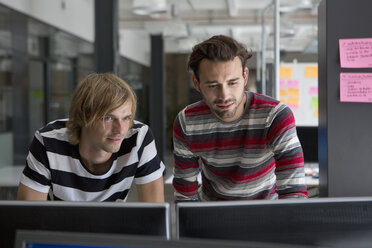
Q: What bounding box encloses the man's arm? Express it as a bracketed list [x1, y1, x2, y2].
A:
[172, 113, 200, 202]
[269, 105, 308, 199]
[136, 177, 164, 202]
[17, 183, 48, 201]
[18, 130, 52, 201]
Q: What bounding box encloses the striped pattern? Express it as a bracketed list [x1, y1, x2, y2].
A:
[173, 92, 308, 201]
[20, 119, 165, 202]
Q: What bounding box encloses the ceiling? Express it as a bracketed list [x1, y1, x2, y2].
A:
[118, 0, 320, 55]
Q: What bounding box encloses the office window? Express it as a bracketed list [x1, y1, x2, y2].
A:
[0, 5, 94, 166]
[120, 57, 150, 123]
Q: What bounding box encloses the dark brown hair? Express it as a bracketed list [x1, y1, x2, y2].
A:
[188, 35, 253, 81]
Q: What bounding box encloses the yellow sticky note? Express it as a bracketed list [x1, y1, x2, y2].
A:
[280, 98, 287, 104]
[305, 66, 318, 78]
[287, 97, 299, 105]
[280, 66, 293, 79]
[280, 90, 287, 97]
[287, 88, 299, 97]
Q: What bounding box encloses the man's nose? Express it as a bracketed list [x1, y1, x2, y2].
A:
[218, 85, 229, 100]
[112, 119, 123, 133]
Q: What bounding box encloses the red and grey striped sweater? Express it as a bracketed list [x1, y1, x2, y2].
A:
[173, 92, 308, 201]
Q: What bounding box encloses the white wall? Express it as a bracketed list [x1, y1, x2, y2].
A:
[0, 0, 94, 42]
[0, 0, 151, 66]
[120, 29, 150, 67]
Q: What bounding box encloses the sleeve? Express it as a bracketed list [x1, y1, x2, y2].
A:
[267, 104, 308, 199]
[19, 130, 52, 193]
[134, 125, 165, 185]
[172, 111, 200, 202]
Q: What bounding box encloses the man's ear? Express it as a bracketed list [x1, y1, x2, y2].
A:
[243, 67, 249, 86]
[192, 74, 200, 92]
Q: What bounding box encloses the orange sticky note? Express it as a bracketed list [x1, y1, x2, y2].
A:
[280, 90, 287, 97]
[314, 108, 318, 117]
[287, 97, 299, 105]
[305, 66, 318, 78]
[280, 98, 287, 104]
[287, 88, 299, 96]
[280, 66, 293, 79]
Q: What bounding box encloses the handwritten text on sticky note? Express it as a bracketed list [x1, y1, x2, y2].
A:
[339, 38, 372, 68]
[340, 73, 372, 103]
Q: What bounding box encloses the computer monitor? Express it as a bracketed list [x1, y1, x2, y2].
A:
[176, 197, 372, 247]
[13, 230, 310, 248]
[0, 201, 170, 248]
[296, 126, 318, 162]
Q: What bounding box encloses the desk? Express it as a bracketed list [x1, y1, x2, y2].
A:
[305, 175, 319, 187]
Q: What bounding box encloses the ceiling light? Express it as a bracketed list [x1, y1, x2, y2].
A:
[163, 4, 188, 39]
[132, 0, 167, 16]
[280, 0, 313, 12]
[163, 20, 188, 39]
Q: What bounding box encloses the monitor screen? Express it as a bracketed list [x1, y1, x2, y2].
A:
[14, 230, 308, 248]
[0, 201, 170, 248]
[177, 197, 372, 247]
[296, 126, 318, 162]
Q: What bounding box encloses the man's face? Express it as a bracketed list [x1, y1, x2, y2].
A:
[193, 56, 248, 122]
[81, 101, 133, 156]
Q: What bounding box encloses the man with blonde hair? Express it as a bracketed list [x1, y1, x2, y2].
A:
[18, 73, 165, 202]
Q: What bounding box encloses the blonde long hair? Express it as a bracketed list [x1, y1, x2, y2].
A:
[66, 73, 137, 145]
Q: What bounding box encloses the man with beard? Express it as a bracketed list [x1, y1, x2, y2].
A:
[17, 73, 164, 202]
[173, 35, 308, 201]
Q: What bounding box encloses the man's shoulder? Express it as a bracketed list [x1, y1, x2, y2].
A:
[131, 120, 146, 129]
[247, 92, 293, 121]
[248, 92, 281, 108]
[126, 120, 151, 138]
[36, 119, 72, 151]
[38, 119, 68, 135]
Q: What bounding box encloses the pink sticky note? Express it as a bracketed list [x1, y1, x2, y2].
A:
[340, 73, 372, 102]
[288, 105, 299, 110]
[339, 38, 372, 68]
[309, 86, 318, 95]
[280, 80, 286, 88]
[287, 80, 299, 88]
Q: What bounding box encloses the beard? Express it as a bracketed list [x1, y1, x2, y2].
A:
[213, 99, 238, 119]
[210, 91, 246, 121]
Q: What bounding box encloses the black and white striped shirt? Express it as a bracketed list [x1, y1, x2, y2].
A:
[20, 119, 165, 202]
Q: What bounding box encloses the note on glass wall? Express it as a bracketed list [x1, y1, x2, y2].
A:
[340, 73, 372, 103]
[279, 66, 293, 78]
[305, 66, 318, 78]
[339, 38, 372, 68]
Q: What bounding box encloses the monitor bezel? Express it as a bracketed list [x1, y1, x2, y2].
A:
[0, 200, 171, 248]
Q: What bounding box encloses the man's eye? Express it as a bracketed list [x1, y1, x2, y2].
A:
[123, 116, 131, 121]
[207, 85, 217, 88]
[104, 116, 113, 121]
